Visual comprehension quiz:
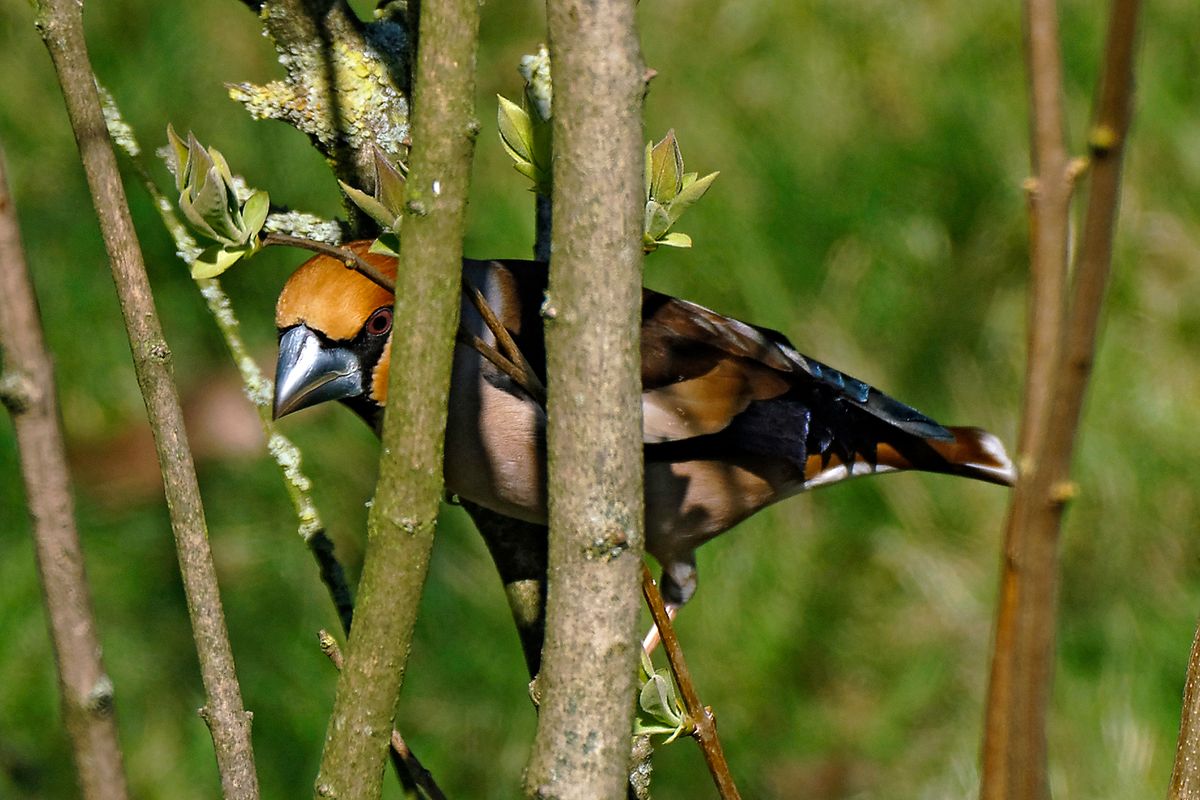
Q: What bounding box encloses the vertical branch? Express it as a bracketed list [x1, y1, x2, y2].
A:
[524, 1, 646, 798]
[313, 0, 480, 795]
[981, 1, 1141, 798]
[0, 150, 130, 800]
[33, 2, 259, 797]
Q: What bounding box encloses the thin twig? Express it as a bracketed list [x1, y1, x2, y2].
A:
[0, 148, 130, 800]
[641, 565, 741, 800]
[461, 280, 547, 403]
[317, 632, 448, 800]
[35, 2, 259, 795]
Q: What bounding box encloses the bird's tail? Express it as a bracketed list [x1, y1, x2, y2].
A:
[885, 426, 1016, 487]
[802, 425, 1016, 488]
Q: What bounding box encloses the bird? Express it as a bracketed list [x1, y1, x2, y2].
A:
[273, 241, 1014, 628]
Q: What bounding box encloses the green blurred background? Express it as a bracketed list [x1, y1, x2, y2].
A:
[1, 0, 1198, 797]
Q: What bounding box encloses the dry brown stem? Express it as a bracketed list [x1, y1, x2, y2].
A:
[641, 566, 741, 800]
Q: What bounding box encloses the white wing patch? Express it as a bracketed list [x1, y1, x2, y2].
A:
[804, 459, 898, 489]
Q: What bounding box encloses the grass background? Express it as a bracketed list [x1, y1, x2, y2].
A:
[1, 0, 1198, 797]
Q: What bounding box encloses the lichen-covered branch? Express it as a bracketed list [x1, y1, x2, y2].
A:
[523, 1, 647, 797]
[0, 149, 130, 800]
[34, 2, 259, 796]
[981, 1, 1141, 798]
[312, 0, 480, 795]
[231, 0, 412, 224]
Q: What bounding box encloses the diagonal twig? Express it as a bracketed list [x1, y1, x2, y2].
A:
[461, 279, 547, 404]
[261, 232, 396, 293]
[641, 564, 741, 800]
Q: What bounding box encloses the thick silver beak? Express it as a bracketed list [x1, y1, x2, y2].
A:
[273, 324, 364, 419]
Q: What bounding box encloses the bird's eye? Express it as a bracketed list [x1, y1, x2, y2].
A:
[366, 307, 393, 336]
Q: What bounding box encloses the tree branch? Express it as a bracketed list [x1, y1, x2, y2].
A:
[34, 2, 259, 796]
[524, 1, 646, 797]
[981, 1, 1141, 798]
[313, 0, 480, 795]
[0, 148, 130, 800]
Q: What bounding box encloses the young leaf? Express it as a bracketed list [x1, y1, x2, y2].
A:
[373, 148, 407, 222]
[497, 94, 535, 165]
[667, 171, 719, 225]
[644, 201, 672, 241]
[190, 244, 248, 280]
[339, 179, 399, 231]
[164, 124, 190, 192]
[241, 190, 270, 241]
[658, 232, 693, 249]
[368, 234, 400, 258]
[648, 130, 683, 203]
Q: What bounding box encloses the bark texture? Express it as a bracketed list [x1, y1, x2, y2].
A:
[312, 0, 480, 796]
[524, 1, 647, 797]
[0, 151, 130, 800]
[34, 2, 259, 796]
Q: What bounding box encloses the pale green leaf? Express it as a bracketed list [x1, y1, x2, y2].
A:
[190, 244, 247, 280]
[373, 148, 407, 221]
[497, 94, 534, 165]
[658, 231, 693, 248]
[668, 171, 719, 224]
[645, 201, 672, 241]
[649, 130, 683, 203]
[177, 192, 221, 243]
[241, 190, 270, 241]
[340, 180, 399, 230]
[164, 125, 190, 192]
[368, 234, 400, 257]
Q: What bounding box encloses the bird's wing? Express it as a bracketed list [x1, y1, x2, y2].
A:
[639, 290, 954, 446]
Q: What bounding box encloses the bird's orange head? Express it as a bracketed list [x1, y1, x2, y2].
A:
[273, 241, 397, 429]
